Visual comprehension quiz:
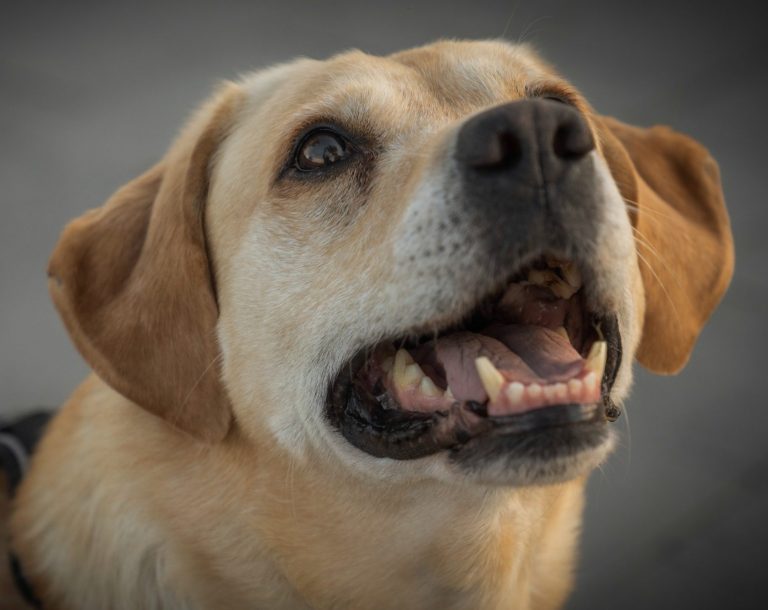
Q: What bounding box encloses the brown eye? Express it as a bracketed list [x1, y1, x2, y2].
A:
[295, 130, 350, 171]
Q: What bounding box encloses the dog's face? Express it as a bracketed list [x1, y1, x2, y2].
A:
[48, 41, 734, 487]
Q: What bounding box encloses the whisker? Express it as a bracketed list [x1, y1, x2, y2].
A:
[178, 352, 224, 414]
[516, 15, 553, 44]
[632, 227, 675, 278]
[635, 249, 680, 321]
[500, 1, 519, 39]
[622, 199, 679, 225]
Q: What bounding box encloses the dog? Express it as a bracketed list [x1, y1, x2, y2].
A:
[3, 39, 733, 609]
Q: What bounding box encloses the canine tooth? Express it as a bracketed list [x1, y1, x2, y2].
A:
[506, 382, 525, 406]
[585, 341, 607, 377]
[400, 348, 415, 365]
[555, 326, 569, 341]
[475, 357, 504, 402]
[393, 349, 417, 388]
[404, 363, 425, 386]
[554, 383, 569, 403]
[568, 379, 583, 401]
[527, 383, 543, 402]
[419, 376, 441, 397]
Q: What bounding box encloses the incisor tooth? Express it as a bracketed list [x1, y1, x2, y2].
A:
[543, 384, 558, 402]
[419, 376, 441, 397]
[475, 357, 504, 402]
[506, 382, 525, 406]
[585, 341, 607, 377]
[527, 383, 543, 401]
[444, 387, 455, 402]
[568, 379, 583, 400]
[554, 383, 569, 403]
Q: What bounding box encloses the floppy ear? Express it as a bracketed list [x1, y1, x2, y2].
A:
[597, 116, 734, 374]
[48, 83, 245, 441]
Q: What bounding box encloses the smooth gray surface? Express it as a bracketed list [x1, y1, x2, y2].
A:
[2, 2, 765, 608]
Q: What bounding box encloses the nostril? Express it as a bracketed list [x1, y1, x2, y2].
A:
[468, 129, 522, 170]
[553, 121, 594, 160]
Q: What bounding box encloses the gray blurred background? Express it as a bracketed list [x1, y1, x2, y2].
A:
[2, 1, 766, 608]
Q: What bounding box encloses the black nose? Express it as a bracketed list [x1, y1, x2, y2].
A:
[456, 99, 594, 181]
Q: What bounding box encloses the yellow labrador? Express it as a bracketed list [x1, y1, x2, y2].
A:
[5, 40, 733, 610]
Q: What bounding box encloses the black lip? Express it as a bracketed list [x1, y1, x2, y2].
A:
[326, 313, 622, 461]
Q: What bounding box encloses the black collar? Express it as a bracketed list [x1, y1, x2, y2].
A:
[2, 412, 52, 609]
[9, 552, 43, 608]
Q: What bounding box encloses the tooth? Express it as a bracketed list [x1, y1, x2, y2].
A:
[550, 282, 578, 299]
[583, 371, 599, 397]
[419, 376, 441, 397]
[543, 384, 558, 403]
[585, 341, 607, 377]
[475, 357, 504, 402]
[506, 382, 525, 406]
[554, 382, 569, 403]
[527, 383, 543, 402]
[530, 267, 577, 299]
[393, 349, 417, 388]
[528, 269, 559, 287]
[444, 387, 455, 402]
[404, 363, 424, 386]
[555, 326, 570, 341]
[568, 379, 583, 401]
[560, 262, 582, 289]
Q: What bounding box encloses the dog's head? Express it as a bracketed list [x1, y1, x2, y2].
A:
[48, 41, 733, 486]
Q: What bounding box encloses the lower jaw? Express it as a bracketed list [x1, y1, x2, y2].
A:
[329, 367, 615, 461]
[448, 410, 614, 486]
[329, 385, 615, 486]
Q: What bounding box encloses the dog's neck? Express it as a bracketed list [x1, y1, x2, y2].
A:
[193, 435, 586, 610]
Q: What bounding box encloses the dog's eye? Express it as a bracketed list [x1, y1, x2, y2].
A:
[542, 95, 569, 105]
[295, 129, 350, 171]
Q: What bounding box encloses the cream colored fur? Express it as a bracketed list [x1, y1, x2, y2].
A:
[5, 40, 733, 610]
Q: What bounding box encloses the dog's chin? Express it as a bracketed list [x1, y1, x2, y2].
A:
[446, 421, 616, 486]
[326, 254, 623, 486]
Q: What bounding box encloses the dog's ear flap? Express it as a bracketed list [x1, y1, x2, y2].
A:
[597, 116, 734, 374]
[48, 83, 245, 441]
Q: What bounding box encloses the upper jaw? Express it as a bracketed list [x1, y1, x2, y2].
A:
[325, 250, 623, 474]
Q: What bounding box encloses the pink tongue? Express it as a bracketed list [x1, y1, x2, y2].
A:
[432, 324, 585, 402]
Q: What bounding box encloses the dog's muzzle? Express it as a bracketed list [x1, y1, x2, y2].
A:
[326, 99, 622, 481]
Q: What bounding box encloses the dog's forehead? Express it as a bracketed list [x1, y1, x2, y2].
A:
[388, 40, 549, 104]
[241, 41, 557, 139]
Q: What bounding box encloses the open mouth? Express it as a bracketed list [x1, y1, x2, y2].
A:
[327, 255, 622, 464]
